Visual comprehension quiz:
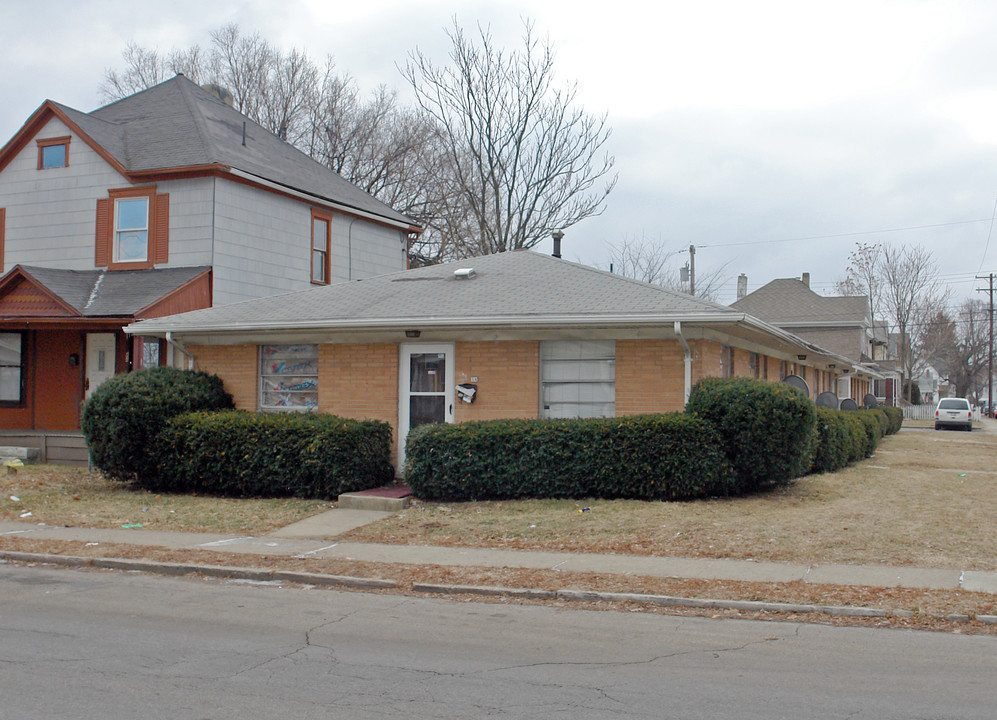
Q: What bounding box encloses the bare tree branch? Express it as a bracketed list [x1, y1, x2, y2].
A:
[403, 19, 616, 255]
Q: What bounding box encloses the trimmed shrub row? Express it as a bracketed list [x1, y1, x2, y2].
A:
[82, 367, 393, 498]
[406, 414, 735, 502]
[154, 410, 393, 498]
[810, 405, 903, 474]
[408, 377, 904, 501]
[81, 367, 234, 483]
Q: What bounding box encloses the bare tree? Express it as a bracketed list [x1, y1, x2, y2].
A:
[403, 20, 617, 256]
[606, 235, 729, 302]
[878, 243, 951, 403]
[921, 300, 989, 400]
[834, 242, 882, 319]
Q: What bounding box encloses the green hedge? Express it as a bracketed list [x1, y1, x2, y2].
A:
[811, 407, 854, 474]
[881, 406, 903, 434]
[153, 410, 394, 498]
[81, 367, 234, 482]
[686, 377, 817, 491]
[405, 414, 735, 502]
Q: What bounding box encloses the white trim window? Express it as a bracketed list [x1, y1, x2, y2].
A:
[540, 340, 615, 419]
[114, 196, 150, 263]
[0, 332, 25, 404]
[259, 344, 319, 410]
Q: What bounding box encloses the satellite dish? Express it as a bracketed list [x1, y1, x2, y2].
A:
[816, 392, 839, 409]
[840, 398, 859, 411]
[782, 374, 810, 397]
[863, 393, 878, 409]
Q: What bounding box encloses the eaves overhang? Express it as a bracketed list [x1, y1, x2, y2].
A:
[228, 168, 421, 233]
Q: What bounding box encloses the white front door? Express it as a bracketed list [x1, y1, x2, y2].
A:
[398, 343, 455, 470]
[85, 333, 116, 400]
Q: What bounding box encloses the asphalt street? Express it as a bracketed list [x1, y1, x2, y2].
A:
[1, 563, 994, 719]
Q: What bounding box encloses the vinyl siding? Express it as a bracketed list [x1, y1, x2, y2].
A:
[211, 179, 407, 305]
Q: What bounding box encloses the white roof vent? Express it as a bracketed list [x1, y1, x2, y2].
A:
[453, 268, 476, 279]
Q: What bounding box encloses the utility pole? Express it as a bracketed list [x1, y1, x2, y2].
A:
[977, 273, 995, 414]
[689, 244, 696, 296]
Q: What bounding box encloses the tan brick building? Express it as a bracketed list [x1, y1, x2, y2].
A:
[130, 252, 877, 472]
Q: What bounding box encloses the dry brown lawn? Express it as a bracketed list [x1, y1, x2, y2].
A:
[3, 423, 997, 633]
[342, 426, 997, 571]
[0, 466, 330, 535]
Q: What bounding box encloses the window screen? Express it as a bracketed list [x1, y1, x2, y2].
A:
[540, 340, 615, 419]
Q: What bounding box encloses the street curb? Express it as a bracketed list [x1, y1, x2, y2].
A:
[414, 582, 997, 624]
[3, 550, 996, 625]
[0, 550, 398, 590]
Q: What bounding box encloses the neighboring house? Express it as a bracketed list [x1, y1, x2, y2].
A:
[128, 251, 879, 471]
[731, 273, 891, 404]
[0, 75, 418, 462]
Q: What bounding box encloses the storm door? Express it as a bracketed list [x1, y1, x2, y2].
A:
[398, 343, 455, 470]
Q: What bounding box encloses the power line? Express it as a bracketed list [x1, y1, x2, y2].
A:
[978, 194, 997, 273]
[698, 219, 991, 249]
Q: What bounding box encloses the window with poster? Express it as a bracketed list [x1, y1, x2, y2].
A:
[259, 344, 319, 410]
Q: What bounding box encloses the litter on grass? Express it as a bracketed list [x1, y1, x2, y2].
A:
[121, 523, 143, 529]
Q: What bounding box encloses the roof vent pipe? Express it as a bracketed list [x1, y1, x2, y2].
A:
[736, 273, 747, 300]
[551, 229, 564, 259]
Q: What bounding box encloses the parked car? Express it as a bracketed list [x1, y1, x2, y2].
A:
[934, 398, 973, 431]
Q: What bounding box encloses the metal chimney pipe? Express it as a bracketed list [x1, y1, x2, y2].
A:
[737, 273, 747, 299]
[802, 272, 810, 288]
[551, 229, 564, 259]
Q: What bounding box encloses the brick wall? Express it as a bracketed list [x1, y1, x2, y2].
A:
[616, 339, 686, 414]
[189, 344, 258, 410]
[319, 342, 399, 463]
[454, 340, 539, 421]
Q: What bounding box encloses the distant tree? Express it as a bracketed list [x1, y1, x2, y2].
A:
[403, 19, 616, 256]
[878, 244, 951, 403]
[834, 242, 882, 319]
[921, 300, 989, 400]
[606, 235, 729, 302]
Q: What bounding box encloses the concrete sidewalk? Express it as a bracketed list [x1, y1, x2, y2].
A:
[3, 509, 996, 594]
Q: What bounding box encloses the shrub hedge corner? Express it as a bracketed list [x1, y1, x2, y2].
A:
[686, 377, 817, 491]
[80, 367, 234, 483]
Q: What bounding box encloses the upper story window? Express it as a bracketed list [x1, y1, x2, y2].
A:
[115, 196, 149, 263]
[95, 186, 168, 270]
[37, 136, 70, 169]
[311, 210, 332, 284]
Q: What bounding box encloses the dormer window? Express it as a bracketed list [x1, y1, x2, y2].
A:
[37, 137, 70, 169]
[114, 197, 149, 263]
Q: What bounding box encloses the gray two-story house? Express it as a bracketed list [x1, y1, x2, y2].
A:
[0, 75, 418, 462]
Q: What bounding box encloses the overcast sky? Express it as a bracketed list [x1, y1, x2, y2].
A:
[6, 0, 997, 307]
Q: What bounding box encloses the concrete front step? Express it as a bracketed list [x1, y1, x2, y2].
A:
[338, 485, 413, 512]
[0, 446, 41, 463]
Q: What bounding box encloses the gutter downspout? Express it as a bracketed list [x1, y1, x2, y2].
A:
[675, 321, 692, 406]
[166, 332, 195, 370]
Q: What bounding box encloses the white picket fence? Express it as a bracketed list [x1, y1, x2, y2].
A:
[901, 405, 935, 421]
[901, 403, 984, 421]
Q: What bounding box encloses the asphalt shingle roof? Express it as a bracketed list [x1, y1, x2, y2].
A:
[730, 278, 868, 325]
[17, 265, 210, 317]
[66, 76, 413, 227]
[131, 251, 746, 333]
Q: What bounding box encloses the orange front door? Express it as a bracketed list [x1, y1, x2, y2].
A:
[34, 330, 84, 430]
